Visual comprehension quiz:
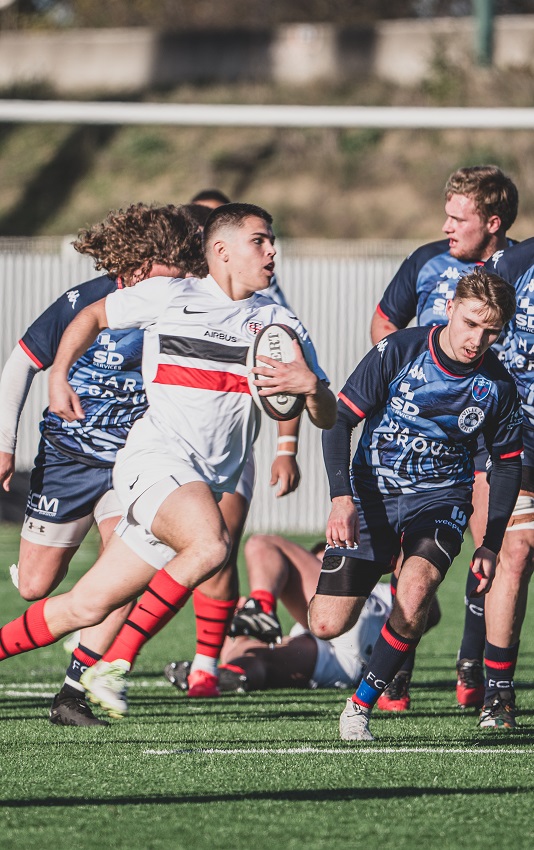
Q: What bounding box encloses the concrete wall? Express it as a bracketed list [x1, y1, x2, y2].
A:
[0, 16, 533, 93]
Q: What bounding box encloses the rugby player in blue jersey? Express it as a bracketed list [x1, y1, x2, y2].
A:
[310, 268, 522, 741]
[0, 202, 205, 725]
[370, 166, 519, 711]
[477, 239, 534, 728]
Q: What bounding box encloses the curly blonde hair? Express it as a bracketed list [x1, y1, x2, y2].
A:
[73, 203, 207, 281]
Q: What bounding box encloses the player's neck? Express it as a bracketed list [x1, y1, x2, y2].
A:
[209, 268, 267, 302]
[480, 231, 508, 262]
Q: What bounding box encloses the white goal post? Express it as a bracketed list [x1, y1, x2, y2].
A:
[0, 100, 533, 129]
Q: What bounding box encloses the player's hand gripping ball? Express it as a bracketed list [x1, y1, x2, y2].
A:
[247, 324, 306, 421]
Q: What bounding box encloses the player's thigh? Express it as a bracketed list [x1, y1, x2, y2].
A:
[17, 537, 80, 598]
[469, 471, 489, 550]
[277, 540, 322, 626]
[151, 481, 230, 559]
[94, 487, 123, 550]
[67, 533, 157, 620]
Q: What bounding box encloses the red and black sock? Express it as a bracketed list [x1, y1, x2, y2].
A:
[193, 588, 237, 660]
[484, 639, 519, 700]
[0, 599, 55, 660]
[103, 570, 191, 667]
[353, 620, 419, 708]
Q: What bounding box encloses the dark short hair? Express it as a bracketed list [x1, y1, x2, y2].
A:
[181, 203, 212, 228]
[455, 267, 517, 326]
[190, 188, 231, 206]
[309, 540, 327, 556]
[445, 166, 518, 232]
[203, 202, 273, 249]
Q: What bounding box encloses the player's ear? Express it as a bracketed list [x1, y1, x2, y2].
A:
[486, 214, 502, 235]
[445, 298, 455, 320]
[212, 238, 229, 263]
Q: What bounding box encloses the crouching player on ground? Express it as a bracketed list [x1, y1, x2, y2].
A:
[309, 268, 522, 741]
[0, 203, 336, 718]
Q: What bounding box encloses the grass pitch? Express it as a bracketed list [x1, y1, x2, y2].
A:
[0, 523, 533, 850]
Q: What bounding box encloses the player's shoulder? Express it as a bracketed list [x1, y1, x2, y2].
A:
[60, 273, 117, 309]
[488, 237, 534, 282]
[481, 348, 518, 385]
[402, 239, 451, 268]
[377, 325, 429, 352]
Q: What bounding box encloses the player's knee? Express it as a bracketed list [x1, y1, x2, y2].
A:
[308, 595, 347, 640]
[499, 536, 534, 580]
[18, 574, 55, 601]
[244, 534, 279, 562]
[198, 533, 232, 580]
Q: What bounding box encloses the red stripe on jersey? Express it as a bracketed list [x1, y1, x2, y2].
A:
[485, 658, 515, 670]
[381, 623, 411, 653]
[338, 392, 366, 419]
[154, 364, 251, 394]
[500, 449, 522, 459]
[19, 339, 43, 368]
[376, 303, 390, 321]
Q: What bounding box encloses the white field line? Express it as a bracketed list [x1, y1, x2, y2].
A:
[0, 679, 168, 692]
[144, 746, 534, 756]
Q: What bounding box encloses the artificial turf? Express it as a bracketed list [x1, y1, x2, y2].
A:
[0, 523, 532, 850]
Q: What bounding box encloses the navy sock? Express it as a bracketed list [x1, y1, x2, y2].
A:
[353, 620, 419, 708]
[64, 644, 102, 693]
[458, 568, 486, 661]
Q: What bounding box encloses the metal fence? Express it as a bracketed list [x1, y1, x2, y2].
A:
[0, 238, 415, 533]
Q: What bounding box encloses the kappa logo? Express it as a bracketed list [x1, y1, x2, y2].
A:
[376, 338, 388, 355]
[458, 406, 485, 433]
[472, 376, 492, 402]
[440, 266, 461, 280]
[490, 249, 504, 269]
[67, 290, 80, 309]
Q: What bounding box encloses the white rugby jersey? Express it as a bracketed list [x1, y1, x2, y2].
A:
[105, 274, 328, 491]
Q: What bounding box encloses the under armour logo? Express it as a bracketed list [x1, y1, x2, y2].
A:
[28, 522, 45, 533]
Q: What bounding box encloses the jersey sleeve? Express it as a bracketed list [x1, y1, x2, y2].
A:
[483, 379, 523, 461]
[105, 276, 174, 330]
[338, 337, 395, 420]
[377, 241, 447, 329]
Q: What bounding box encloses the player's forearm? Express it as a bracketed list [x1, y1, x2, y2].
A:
[50, 300, 108, 378]
[304, 379, 337, 430]
[322, 408, 354, 497]
[0, 345, 39, 453]
[484, 456, 522, 553]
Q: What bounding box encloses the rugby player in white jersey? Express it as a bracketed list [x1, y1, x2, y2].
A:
[0, 203, 336, 719]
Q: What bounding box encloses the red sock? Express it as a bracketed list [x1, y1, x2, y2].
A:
[251, 589, 276, 614]
[0, 599, 55, 660]
[103, 570, 191, 667]
[193, 588, 237, 659]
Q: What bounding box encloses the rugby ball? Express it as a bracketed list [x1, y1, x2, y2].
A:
[247, 324, 306, 421]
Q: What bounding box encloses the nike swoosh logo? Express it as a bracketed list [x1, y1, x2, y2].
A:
[183, 306, 208, 315]
[129, 474, 140, 490]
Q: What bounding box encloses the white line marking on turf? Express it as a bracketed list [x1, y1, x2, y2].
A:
[144, 746, 534, 755]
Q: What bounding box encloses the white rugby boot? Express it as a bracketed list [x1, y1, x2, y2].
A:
[81, 659, 131, 719]
[339, 698, 375, 741]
